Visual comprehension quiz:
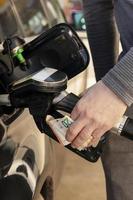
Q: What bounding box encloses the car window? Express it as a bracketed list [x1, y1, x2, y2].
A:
[45, 0, 66, 26]
[0, 0, 65, 43]
[13, 0, 49, 36]
[0, 2, 18, 42]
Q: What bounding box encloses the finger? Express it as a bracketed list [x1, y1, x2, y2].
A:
[66, 116, 86, 142]
[79, 135, 94, 149]
[71, 123, 96, 148]
[70, 107, 80, 121]
[90, 136, 101, 147]
[88, 128, 107, 147]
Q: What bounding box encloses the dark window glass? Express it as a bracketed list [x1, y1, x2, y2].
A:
[14, 0, 49, 36]
[45, 0, 65, 26]
[0, 2, 18, 42]
[0, 0, 65, 42]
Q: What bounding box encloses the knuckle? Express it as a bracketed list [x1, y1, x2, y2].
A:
[102, 123, 111, 130]
[75, 100, 86, 113]
[79, 128, 92, 141]
[76, 103, 82, 112]
[93, 131, 101, 139]
[80, 110, 90, 120]
[84, 110, 90, 118]
[93, 134, 99, 140]
[78, 133, 88, 141]
[84, 127, 92, 135]
[69, 126, 76, 136]
[94, 117, 102, 126]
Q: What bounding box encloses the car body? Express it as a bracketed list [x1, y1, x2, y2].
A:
[0, 1, 66, 199]
[0, 1, 90, 200]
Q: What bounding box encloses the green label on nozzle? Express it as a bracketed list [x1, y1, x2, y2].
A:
[13, 48, 26, 64]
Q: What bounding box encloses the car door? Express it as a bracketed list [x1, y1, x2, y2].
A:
[0, 1, 66, 199]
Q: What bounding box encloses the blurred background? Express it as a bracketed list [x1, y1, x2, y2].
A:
[59, 0, 86, 31]
[0, 1, 106, 200]
[0, 0, 86, 41]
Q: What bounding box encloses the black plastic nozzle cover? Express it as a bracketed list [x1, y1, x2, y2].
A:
[0, 23, 90, 90]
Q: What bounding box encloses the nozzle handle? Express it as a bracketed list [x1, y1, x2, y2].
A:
[53, 92, 80, 113]
[121, 118, 133, 140]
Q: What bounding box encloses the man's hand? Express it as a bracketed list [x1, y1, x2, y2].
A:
[66, 81, 127, 148]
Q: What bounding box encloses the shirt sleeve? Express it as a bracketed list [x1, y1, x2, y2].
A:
[83, 0, 133, 106]
[102, 48, 133, 106]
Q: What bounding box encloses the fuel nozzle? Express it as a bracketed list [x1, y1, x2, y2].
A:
[8, 67, 68, 132]
[50, 91, 133, 162]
